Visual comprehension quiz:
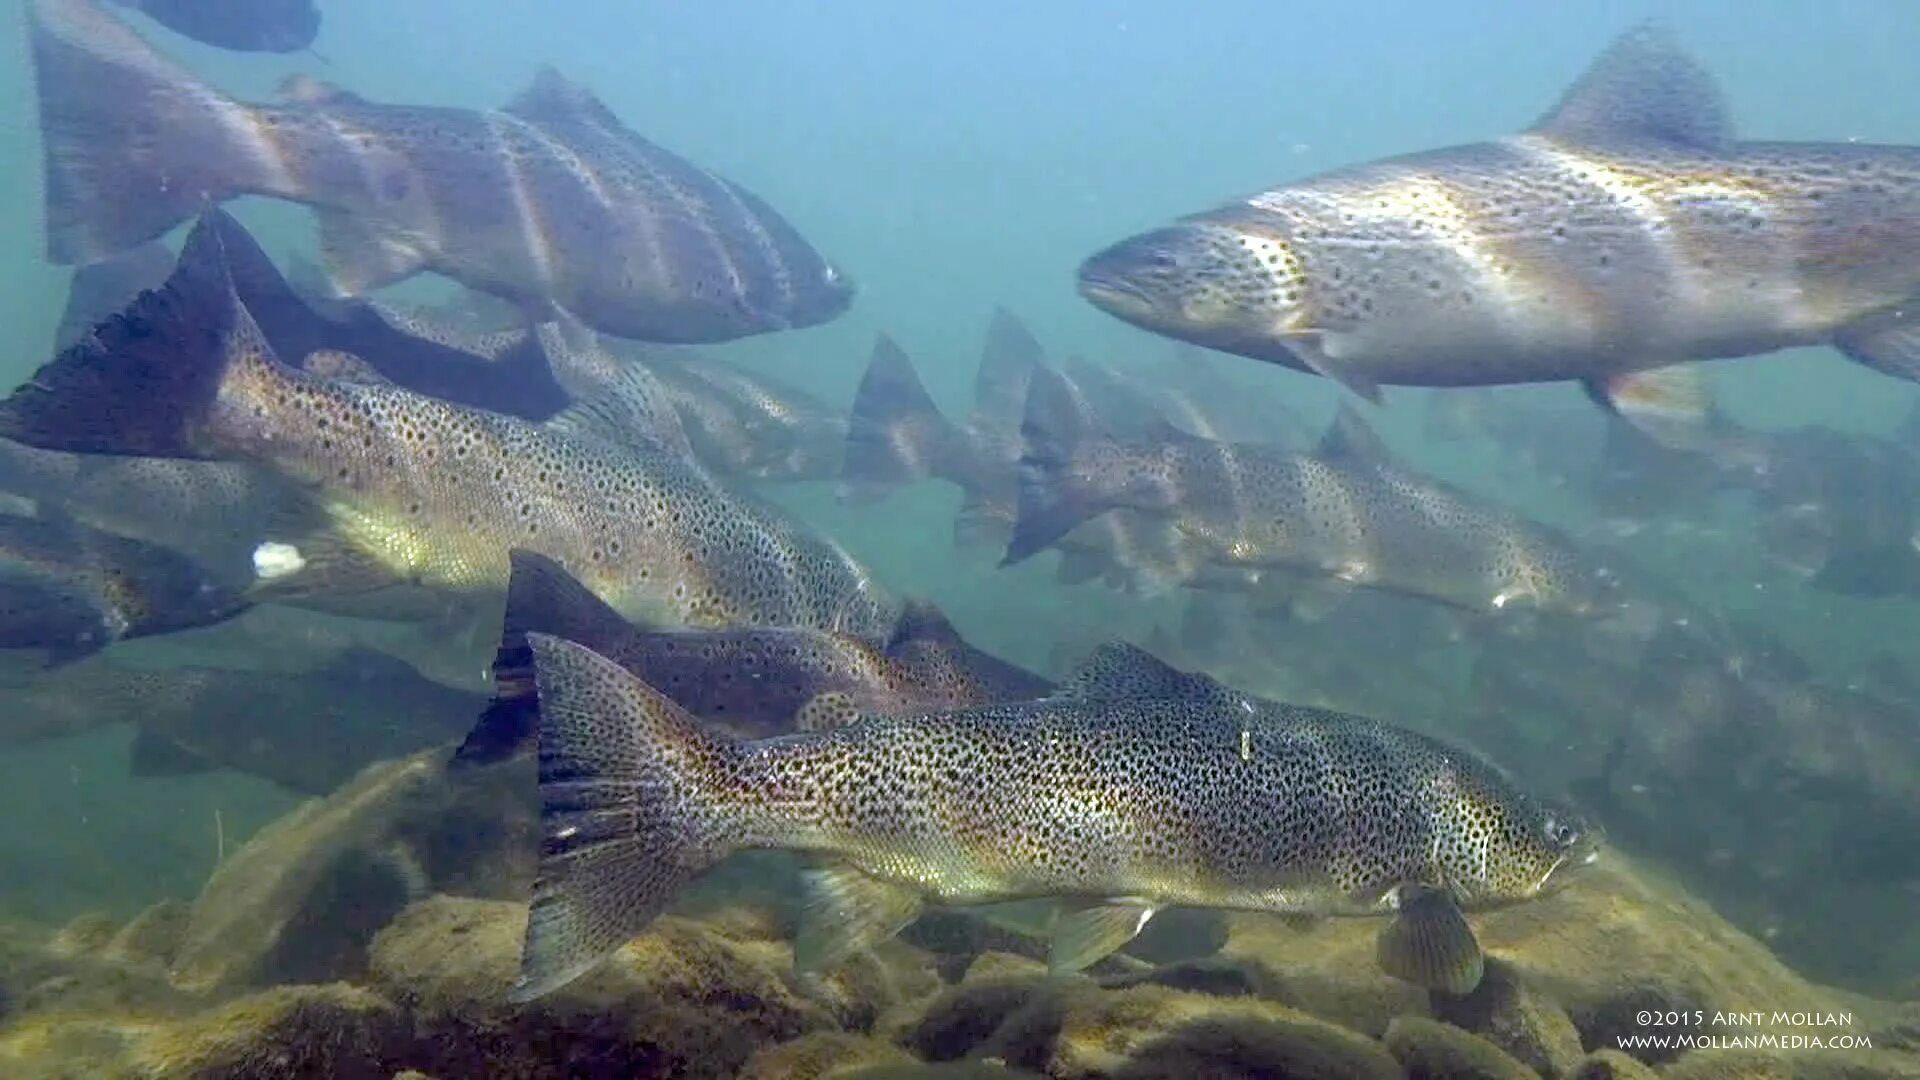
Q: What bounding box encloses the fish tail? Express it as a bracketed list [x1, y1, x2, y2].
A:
[30, 0, 273, 263]
[838, 334, 965, 501]
[972, 307, 1045, 424]
[511, 633, 753, 1000]
[453, 549, 634, 768]
[1003, 365, 1108, 566]
[0, 208, 273, 460]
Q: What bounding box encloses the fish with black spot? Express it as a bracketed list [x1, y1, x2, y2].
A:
[502, 635, 1599, 1001]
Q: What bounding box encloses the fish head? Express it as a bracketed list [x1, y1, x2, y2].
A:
[1078, 217, 1308, 359]
[1440, 782, 1602, 907]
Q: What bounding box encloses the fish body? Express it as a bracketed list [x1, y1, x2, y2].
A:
[514, 636, 1595, 999]
[0, 510, 250, 663]
[1079, 25, 1920, 408]
[0, 209, 898, 638]
[455, 549, 1049, 761]
[648, 356, 850, 482]
[1011, 367, 1632, 620]
[32, 0, 851, 342]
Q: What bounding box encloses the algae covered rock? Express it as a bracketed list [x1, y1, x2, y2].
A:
[1430, 956, 1583, 1075]
[169, 751, 449, 993]
[975, 981, 1401, 1080]
[736, 1031, 916, 1079]
[368, 894, 836, 1078]
[1566, 1049, 1660, 1078]
[127, 982, 403, 1079]
[102, 901, 191, 969]
[1383, 1015, 1536, 1079]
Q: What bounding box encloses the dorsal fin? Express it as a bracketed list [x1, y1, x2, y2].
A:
[1530, 23, 1731, 150]
[1054, 641, 1249, 708]
[504, 66, 621, 128]
[1317, 401, 1395, 464]
[276, 73, 366, 107]
[884, 598, 960, 652]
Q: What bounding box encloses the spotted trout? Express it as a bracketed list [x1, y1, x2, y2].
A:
[511, 635, 1597, 1000]
[0, 209, 898, 638]
[1078, 24, 1920, 424]
[31, 0, 852, 342]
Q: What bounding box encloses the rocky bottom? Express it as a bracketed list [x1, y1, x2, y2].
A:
[1, 852, 1916, 1080]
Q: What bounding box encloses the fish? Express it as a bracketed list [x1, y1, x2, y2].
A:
[31, 0, 852, 342]
[1008, 364, 1646, 623]
[507, 634, 1598, 1000]
[645, 354, 850, 482]
[454, 548, 1051, 761]
[0, 207, 900, 639]
[1077, 23, 1920, 431]
[1, 646, 483, 795]
[0, 509, 251, 664]
[110, 0, 319, 53]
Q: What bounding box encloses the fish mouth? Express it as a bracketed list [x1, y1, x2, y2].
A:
[1076, 264, 1162, 322]
[1538, 837, 1604, 895]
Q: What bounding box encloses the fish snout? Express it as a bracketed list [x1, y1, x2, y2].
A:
[1079, 223, 1301, 339]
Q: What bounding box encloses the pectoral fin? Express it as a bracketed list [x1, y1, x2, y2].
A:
[1835, 310, 1920, 382]
[1281, 332, 1383, 404]
[1048, 899, 1159, 975]
[1583, 364, 1711, 451]
[1376, 885, 1484, 995]
[793, 864, 924, 974]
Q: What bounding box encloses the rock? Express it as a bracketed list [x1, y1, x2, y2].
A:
[127, 983, 403, 1079]
[47, 913, 118, 958]
[841, 1066, 1047, 1080]
[903, 975, 1047, 1061]
[736, 1031, 915, 1079]
[1382, 1016, 1536, 1079]
[368, 895, 835, 1078]
[102, 901, 191, 968]
[1566, 1049, 1659, 1079]
[1431, 957, 1583, 1076]
[978, 981, 1400, 1080]
[169, 751, 448, 992]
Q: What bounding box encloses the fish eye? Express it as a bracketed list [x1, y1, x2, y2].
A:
[1148, 250, 1181, 270]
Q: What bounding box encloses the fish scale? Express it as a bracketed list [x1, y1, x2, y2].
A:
[1078, 22, 1920, 424]
[512, 635, 1597, 1001]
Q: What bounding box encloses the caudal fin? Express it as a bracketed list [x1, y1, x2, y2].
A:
[838, 334, 964, 502]
[31, 0, 267, 263]
[0, 207, 266, 459]
[1003, 365, 1106, 566]
[970, 307, 1045, 438]
[453, 549, 634, 768]
[513, 633, 743, 1000]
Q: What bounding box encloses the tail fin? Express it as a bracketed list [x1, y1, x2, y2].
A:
[31, 0, 268, 263]
[0, 207, 265, 459]
[970, 307, 1045, 437]
[1002, 365, 1105, 566]
[453, 549, 633, 767]
[838, 334, 964, 501]
[514, 633, 743, 1000]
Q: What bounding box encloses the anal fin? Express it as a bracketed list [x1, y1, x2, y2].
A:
[316, 209, 429, 296]
[1048, 899, 1158, 974]
[793, 864, 924, 974]
[1376, 884, 1485, 995]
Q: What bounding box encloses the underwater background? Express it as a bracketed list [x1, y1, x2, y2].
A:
[2, 1, 1920, 1076]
